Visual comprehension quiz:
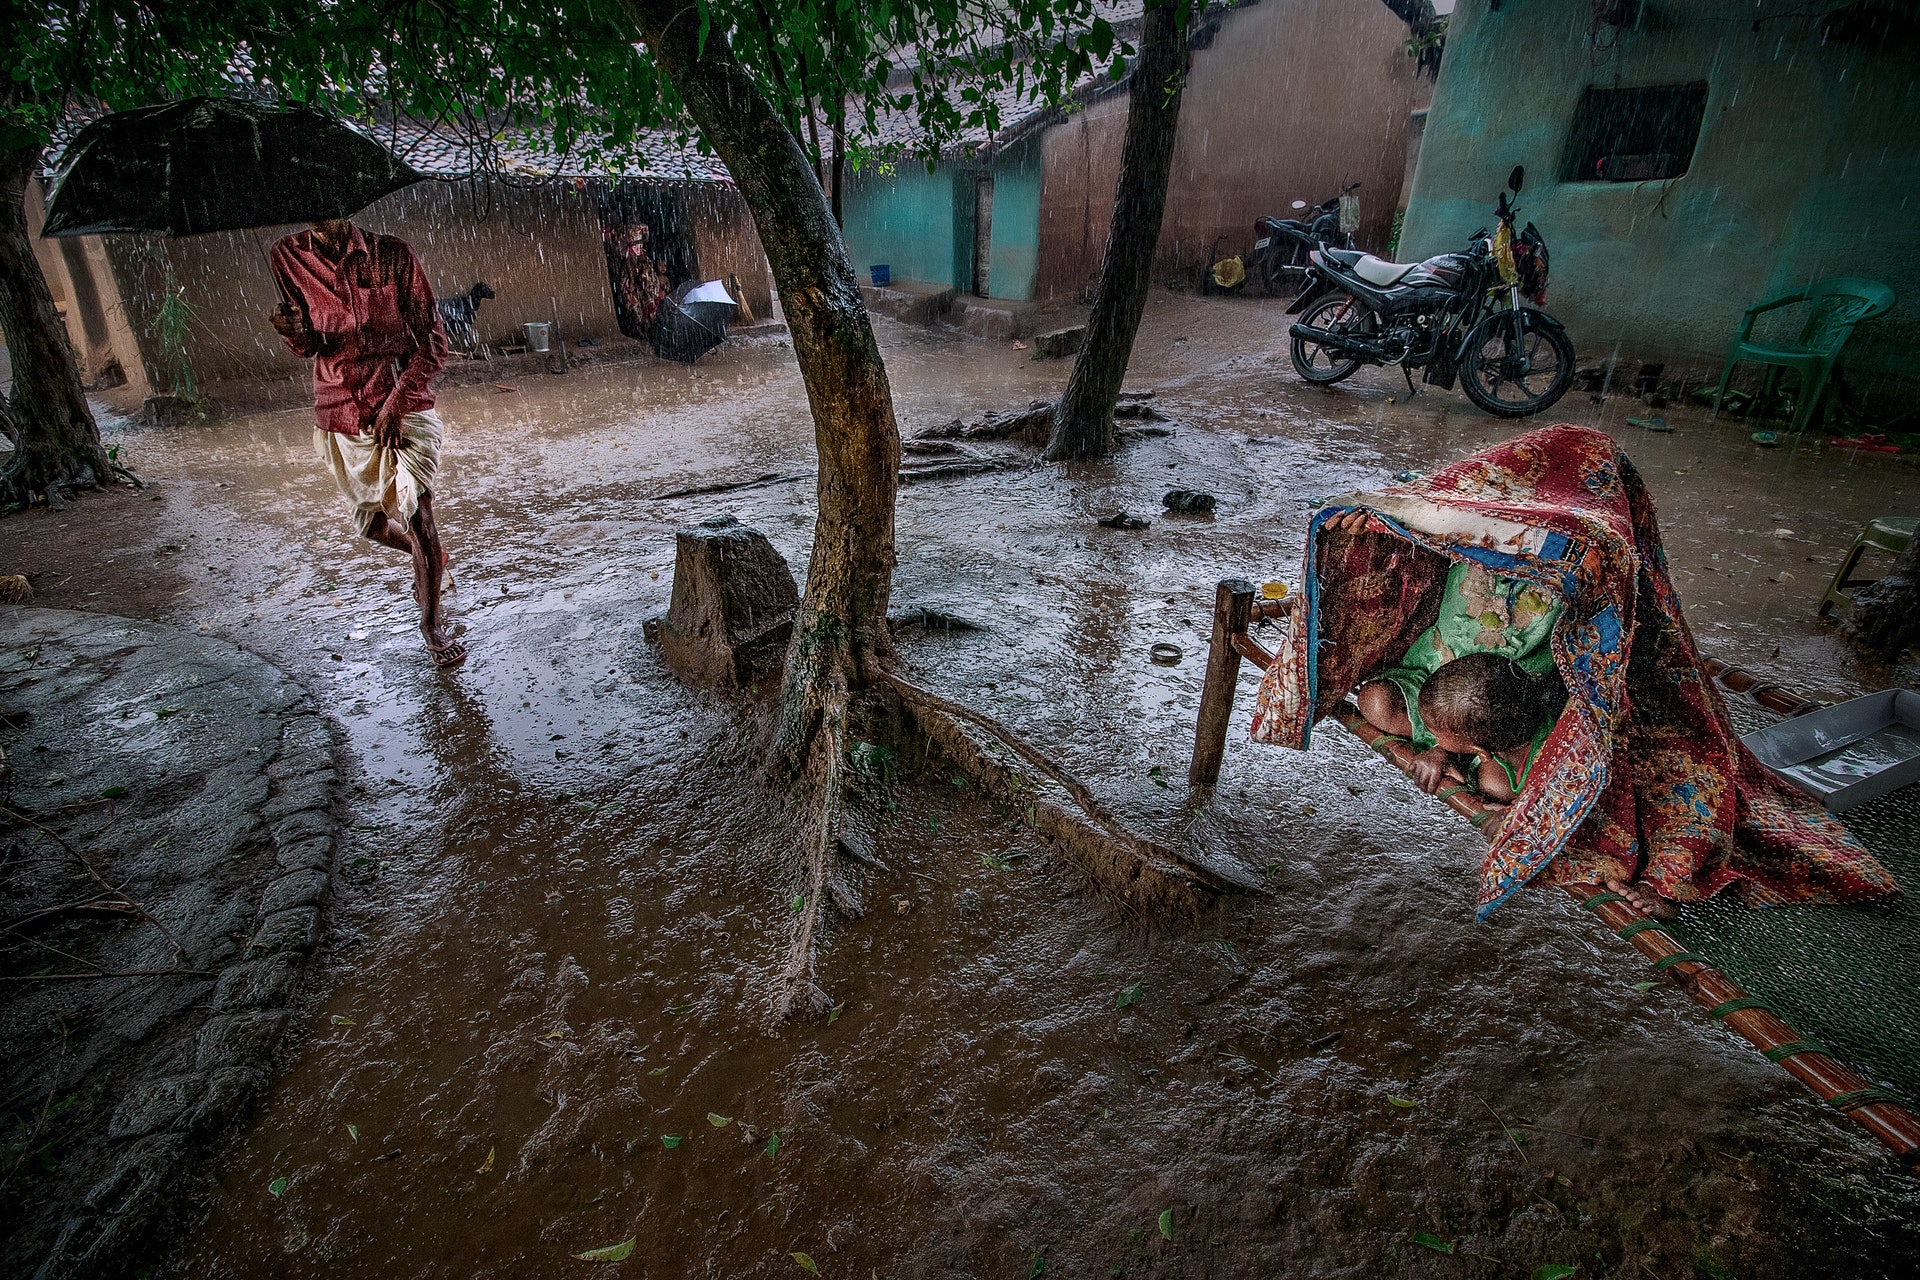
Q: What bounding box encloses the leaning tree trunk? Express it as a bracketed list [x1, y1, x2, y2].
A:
[1842, 535, 1920, 659]
[0, 143, 110, 507]
[1043, 2, 1188, 462]
[626, 1, 900, 769]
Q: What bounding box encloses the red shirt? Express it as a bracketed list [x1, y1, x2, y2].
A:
[270, 226, 448, 435]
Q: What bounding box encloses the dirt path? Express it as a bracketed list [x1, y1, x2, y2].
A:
[4, 292, 1916, 1276]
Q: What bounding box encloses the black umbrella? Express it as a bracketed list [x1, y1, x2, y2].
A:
[41, 97, 424, 239]
[649, 298, 725, 363]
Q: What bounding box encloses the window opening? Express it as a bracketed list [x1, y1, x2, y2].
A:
[1562, 83, 1707, 182]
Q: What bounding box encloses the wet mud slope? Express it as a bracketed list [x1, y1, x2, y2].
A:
[4, 294, 1916, 1276]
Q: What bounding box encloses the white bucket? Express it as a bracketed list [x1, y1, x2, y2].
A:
[522, 321, 552, 353]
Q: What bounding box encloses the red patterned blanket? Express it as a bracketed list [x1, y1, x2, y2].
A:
[1250, 424, 1899, 918]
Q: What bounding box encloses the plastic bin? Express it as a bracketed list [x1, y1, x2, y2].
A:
[868, 264, 891, 287]
[1740, 688, 1920, 811]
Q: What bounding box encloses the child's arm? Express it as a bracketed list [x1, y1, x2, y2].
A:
[1355, 680, 1413, 738]
[1475, 756, 1518, 803]
[1357, 680, 1459, 792]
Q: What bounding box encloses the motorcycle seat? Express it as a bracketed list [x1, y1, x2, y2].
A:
[1322, 247, 1416, 287]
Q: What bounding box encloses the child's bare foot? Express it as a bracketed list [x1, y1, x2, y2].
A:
[1605, 877, 1678, 919]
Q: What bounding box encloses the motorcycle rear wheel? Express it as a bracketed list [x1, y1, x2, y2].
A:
[1460, 310, 1575, 417]
[1290, 294, 1373, 385]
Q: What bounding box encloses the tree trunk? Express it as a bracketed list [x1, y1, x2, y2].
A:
[1042, 2, 1188, 462]
[1841, 534, 1920, 659]
[626, 0, 899, 770]
[0, 144, 110, 507]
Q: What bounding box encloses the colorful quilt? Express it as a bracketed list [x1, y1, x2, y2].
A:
[1249, 424, 1901, 919]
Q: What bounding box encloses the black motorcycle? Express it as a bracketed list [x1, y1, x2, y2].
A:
[1249, 182, 1358, 297]
[1285, 166, 1574, 419]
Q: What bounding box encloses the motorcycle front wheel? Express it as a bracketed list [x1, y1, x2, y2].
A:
[1290, 293, 1373, 385]
[1460, 310, 1574, 417]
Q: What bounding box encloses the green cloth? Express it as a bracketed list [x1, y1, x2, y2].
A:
[1474, 718, 1555, 794]
[1378, 561, 1561, 751]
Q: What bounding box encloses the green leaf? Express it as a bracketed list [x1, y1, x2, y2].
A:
[346, 1123, 359, 1142]
[1387, 1095, 1418, 1108]
[155, 708, 180, 718]
[1410, 1232, 1453, 1254]
[791, 1253, 819, 1274]
[661, 1134, 681, 1149]
[647, 1066, 669, 1076]
[1532, 1267, 1580, 1280]
[1028, 1253, 1046, 1277]
[1158, 1208, 1174, 1240]
[1631, 980, 1658, 993]
[574, 1237, 636, 1262]
[827, 1004, 844, 1025]
[330, 1014, 356, 1027]
[268, 1176, 288, 1198]
[765, 1131, 780, 1159]
[792, 894, 805, 914]
[475, 1145, 495, 1174]
[101, 786, 127, 799]
[1116, 982, 1143, 1010]
[1148, 765, 1169, 788]
[706, 1112, 731, 1127]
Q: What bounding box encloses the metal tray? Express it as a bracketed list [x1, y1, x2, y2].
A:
[1740, 688, 1920, 812]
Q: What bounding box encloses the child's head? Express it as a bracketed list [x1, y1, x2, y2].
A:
[1418, 653, 1566, 755]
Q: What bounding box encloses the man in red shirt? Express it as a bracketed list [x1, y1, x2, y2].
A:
[268, 218, 465, 666]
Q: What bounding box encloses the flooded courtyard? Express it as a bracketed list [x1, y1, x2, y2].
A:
[8, 293, 1919, 1277]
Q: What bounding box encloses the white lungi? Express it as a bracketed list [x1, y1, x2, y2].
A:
[313, 409, 444, 536]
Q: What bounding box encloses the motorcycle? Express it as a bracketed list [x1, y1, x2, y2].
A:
[1248, 182, 1359, 297]
[1285, 166, 1573, 419]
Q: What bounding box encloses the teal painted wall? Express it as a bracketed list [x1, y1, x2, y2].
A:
[1400, 0, 1920, 391]
[987, 141, 1042, 302]
[841, 163, 963, 289]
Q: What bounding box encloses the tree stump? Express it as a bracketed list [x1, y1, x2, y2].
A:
[655, 516, 800, 687]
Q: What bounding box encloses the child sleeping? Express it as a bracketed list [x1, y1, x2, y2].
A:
[1364, 652, 1568, 808]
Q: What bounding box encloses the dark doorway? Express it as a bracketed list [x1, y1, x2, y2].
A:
[595, 182, 701, 339]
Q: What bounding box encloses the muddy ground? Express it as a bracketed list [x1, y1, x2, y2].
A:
[5, 291, 1918, 1277]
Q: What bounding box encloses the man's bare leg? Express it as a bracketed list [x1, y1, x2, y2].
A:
[363, 511, 416, 556]
[408, 493, 466, 666]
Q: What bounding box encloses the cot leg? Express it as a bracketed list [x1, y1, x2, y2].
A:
[1189, 578, 1256, 789]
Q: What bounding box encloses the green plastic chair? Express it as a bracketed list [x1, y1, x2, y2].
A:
[1712, 277, 1896, 434]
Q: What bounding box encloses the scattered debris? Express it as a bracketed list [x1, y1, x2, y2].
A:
[1627, 416, 1673, 432]
[1149, 642, 1183, 666]
[889, 606, 986, 633]
[0, 575, 31, 605]
[1162, 489, 1216, 515]
[1098, 512, 1151, 530]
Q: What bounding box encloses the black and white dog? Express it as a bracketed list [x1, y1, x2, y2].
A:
[437, 282, 495, 357]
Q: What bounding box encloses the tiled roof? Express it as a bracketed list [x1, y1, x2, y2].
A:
[376, 117, 732, 184]
[42, 102, 733, 186]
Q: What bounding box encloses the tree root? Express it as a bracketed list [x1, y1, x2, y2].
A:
[881, 672, 1265, 919]
[653, 457, 1007, 503]
[915, 391, 1173, 448]
[774, 678, 849, 1022]
[650, 470, 814, 500]
[898, 459, 1012, 484]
